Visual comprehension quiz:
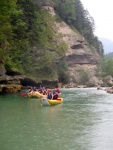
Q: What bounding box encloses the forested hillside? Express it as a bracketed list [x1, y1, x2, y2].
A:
[0, 0, 104, 85]
[36, 0, 103, 54]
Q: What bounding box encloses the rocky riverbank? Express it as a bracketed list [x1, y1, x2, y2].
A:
[0, 67, 34, 93]
[0, 74, 22, 93]
[0, 67, 113, 94]
[0, 67, 59, 93]
[106, 87, 113, 94]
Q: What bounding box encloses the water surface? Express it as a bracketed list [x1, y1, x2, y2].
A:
[0, 88, 113, 150]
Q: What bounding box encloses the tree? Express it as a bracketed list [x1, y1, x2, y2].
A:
[0, 0, 18, 65]
[54, 0, 76, 25]
[101, 58, 113, 77]
[57, 60, 70, 83]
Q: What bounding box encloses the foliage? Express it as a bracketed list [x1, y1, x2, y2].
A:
[55, 41, 68, 56]
[79, 70, 90, 84]
[0, 0, 68, 80]
[101, 57, 113, 77]
[0, 0, 17, 64]
[0, 0, 104, 83]
[54, 0, 76, 25]
[57, 60, 70, 84]
[52, 0, 104, 55]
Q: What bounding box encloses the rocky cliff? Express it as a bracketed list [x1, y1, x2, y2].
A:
[0, 6, 104, 93]
[43, 6, 102, 87]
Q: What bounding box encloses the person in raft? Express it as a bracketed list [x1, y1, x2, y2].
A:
[42, 87, 47, 95]
[52, 91, 58, 100]
[53, 86, 61, 98]
[28, 86, 33, 93]
[38, 85, 43, 93]
[47, 89, 52, 100]
[33, 87, 37, 92]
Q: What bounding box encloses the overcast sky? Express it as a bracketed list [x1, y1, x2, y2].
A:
[80, 0, 113, 42]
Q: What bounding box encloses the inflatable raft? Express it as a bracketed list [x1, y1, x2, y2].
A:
[41, 98, 63, 106]
[28, 91, 46, 98]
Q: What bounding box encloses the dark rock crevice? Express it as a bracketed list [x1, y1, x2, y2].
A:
[71, 44, 84, 49]
[6, 69, 21, 76]
[66, 54, 97, 65]
[20, 78, 41, 87]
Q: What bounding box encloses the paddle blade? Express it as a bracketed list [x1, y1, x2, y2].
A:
[20, 93, 27, 97]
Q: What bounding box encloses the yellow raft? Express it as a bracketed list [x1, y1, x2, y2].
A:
[41, 98, 63, 105]
[28, 91, 63, 106]
[28, 91, 46, 98]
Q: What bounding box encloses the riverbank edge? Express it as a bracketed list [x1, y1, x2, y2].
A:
[0, 69, 113, 94]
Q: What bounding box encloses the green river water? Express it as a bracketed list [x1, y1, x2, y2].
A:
[0, 88, 113, 150]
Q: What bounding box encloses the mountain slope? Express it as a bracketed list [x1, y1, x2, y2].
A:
[99, 38, 113, 54]
[105, 52, 113, 58]
[0, 2, 103, 90]
[45, 6, 102, 87]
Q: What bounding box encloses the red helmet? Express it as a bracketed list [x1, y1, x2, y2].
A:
[47, 89, 51, 92]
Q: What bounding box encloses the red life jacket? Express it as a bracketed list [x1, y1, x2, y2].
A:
[53, 93, 58, 100]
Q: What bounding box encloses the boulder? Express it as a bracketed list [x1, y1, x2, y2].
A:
[104, 75, 113, 86]
[3, 84, 22, 93]
[106, 87, 113, 94]
[97, 85, 103, 90]
[89, 76, 103, 87]
[77, 85, 87, 88]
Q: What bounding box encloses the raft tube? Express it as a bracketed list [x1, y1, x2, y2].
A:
[28, 91, 46, 98]
[41, 98, 63, 105]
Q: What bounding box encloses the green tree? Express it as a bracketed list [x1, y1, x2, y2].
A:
[101, 58, 113, 77]
[54, 0, 76, 25]
[57, 60, 70, 83]
[0, 0, 17, 64]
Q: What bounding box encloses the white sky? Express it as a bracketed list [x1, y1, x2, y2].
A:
[80, 0, 113, 41]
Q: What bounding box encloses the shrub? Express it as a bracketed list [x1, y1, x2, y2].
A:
[79, 70, 90, 84]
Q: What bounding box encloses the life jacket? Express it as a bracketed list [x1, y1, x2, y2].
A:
[53, 93, 58, 100]
[47, 93, 52, 99]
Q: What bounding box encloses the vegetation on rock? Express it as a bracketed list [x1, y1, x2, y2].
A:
[0, 0, 68, 81]
[0, 0, 110, 86]
[101, 57, 113, 77]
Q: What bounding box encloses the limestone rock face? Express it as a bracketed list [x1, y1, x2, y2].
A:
[53, 19, 101, 86]
[0, 6, 103, 92]
[41, 6, 55, 16]
[3, 84, 22, 93]
[0, 75, 22, 93]
[43, 6, 101, 86]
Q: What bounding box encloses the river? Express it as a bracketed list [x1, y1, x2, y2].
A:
[0, 88, 113, 150]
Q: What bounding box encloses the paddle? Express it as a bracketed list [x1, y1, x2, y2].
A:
[20, 93, 27, 97]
